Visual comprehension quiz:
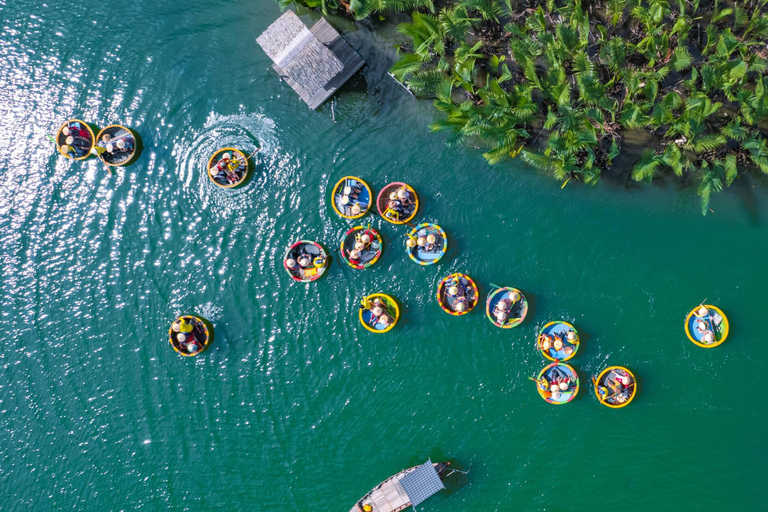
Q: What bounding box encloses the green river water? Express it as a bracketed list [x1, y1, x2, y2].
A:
[1, 1, 767, 510]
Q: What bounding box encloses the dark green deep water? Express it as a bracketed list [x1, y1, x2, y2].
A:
[2, 1, 768, 510]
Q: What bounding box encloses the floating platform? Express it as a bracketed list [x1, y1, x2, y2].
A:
[257, 10, 365, 110]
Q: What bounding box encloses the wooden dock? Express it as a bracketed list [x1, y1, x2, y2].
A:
[257, 11, 365, 110]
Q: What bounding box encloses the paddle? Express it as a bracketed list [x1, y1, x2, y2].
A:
[91, 147, 113, 174]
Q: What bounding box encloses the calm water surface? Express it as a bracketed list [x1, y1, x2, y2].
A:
[1, 1, 767, 510]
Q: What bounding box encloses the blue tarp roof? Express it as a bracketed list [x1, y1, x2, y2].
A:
[399, 460, 445, 508]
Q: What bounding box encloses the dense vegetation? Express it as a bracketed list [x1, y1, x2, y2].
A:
[282, 0, 768, 214]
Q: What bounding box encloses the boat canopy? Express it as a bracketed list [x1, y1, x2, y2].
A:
[400, 460, 445, 508]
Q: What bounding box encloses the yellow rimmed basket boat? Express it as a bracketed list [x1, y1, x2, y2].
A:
[486, 286, 528, 328]
[406, 223, 447, 266]
[535, 362, 579, 405]
[207, 147, 250, 188]
[537, 320, 579, 361]
[359, 293, 400, 333]
[437, 273, 478, 316]
[685, 304, 729, 348]
[95, 124, 137, 167]
[340, 226, 383, 269]
[168, 315, 211, 356]
[56, 119, 95, 160]
[376, 182, 419, 225]
[593, 366, 637, 408]
[284, 240, 328, 282]
[331, 176, 372, 219]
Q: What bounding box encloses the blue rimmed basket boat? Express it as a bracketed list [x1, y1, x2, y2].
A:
[405, 223, 447, 266]
[486, 286, 528, 328]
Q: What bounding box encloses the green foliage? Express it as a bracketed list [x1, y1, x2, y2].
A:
[388, 0, 768, 214]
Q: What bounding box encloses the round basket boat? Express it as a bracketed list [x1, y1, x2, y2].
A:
[359, 293, 400, 333]
[535, 362, 579, 405]
[95, 125, 137, 166]
[486, 287, 528, 328]
[437, 273, 478, 316]
[593, 366, 637, 408]
[207, 148, 250, 188]
[685, 304, 729, 348]
[56, 119, 95, 160]
[331, 176, 372, 219]
[168, 315, 211, 357]
[537, 321, 579, 361]
[405, 223, 447, 265]
[376, 182, 419, 225]
[283, 240, 328, 282]
[340, 226, 383, 269]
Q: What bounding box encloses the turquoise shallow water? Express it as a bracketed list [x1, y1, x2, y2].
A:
[2, 1, 768, 510]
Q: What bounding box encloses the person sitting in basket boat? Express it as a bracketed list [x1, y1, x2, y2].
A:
[285, 257, 299, 274]
[538, 333, 553, 350]
[406, 236, 417, 250]
[453, 295, 469, 313]
[348, 248, 361, 266]
[387, 192, 405, 218]
[424, 233, 439, 252]
[493, 298, 511, 324]
[396, 186, 412, 207]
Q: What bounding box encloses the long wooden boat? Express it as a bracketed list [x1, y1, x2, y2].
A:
[340, 226, 383, 269]
[535, 362, 579, 405]
[486, 286, 528, 328]
[95, 124, 137, 166]
[593, 366, 637, 408]
[405, 223, 447, 265]
[56, 119, 95, 160]
[537, 320, 579, 361]
[168, 315, 211, 356]
[359, 293, 400, 333]
[376, 182, 418, 225]
[332, 176, 373, 219]
[684, 304, 729, 348]
[349, 460, 450, 512]
[283, 240, 328, 282]
[208, 147, 250, 188]
[437, 273, 478, 316]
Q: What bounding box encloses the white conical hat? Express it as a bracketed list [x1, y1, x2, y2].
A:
[341, 195, 350, 205]
[116, 139, 125, 149]
[373, 298, 382, 305]
[455, 301, 466, 312]
[351, 204, 361, 214]
[567, 330, 576, 341]
[558, 381, 568, 391]
[497, 300, 508, 311]
[389, 192, 398, 200]
[379, 314, 390, 325]
[417, 237, 426, 246]
[510, 290, 520, 301]
[426, 234, 436, 244]
[350, 249, 360, 259]
[372, 306, 383, 317]
[354, 241, 364, 251]
[697, 306, 709, 317]
[343, 185, 352, 195]
[553, 338, 563, 350]
[448, 286, 459, 296]
[102, 133, 111, 142]
[397, 188, 408, 199]
[172, 323, 181, 332]
[361, 234, 371, 243]
[187, 343, 196, 352]
[177, 333, 186, 342]
[541, 339, 551, 350]
[495, 311, 508, 322]
[66, 136, 74, 145]
[550, 384, 559, 392]
[286, 258, 297, 268]
[106, 143, 114, 153]
[62, 126, 70, 135]
[551, 390, 562, 400]
[703, 331, 715, 343]
[406, 238, 416, 247]
[298, 257, 310, 267]
[222, 152, 231, 160]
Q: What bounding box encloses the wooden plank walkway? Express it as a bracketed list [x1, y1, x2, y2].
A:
[257, 11, 365, 110]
